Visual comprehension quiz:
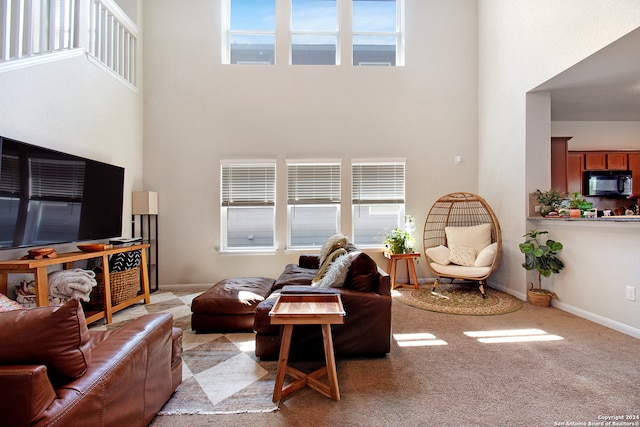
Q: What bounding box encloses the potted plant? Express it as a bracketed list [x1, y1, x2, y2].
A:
[568, 192, 593, 217]
[383, 228, 414, 254]
[518, 229, 564, 306]
[535, 188, 566, 217]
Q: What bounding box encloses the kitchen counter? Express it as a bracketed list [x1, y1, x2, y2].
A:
[528, 215, 640, 222]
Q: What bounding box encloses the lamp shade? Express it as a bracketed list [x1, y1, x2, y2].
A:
[132, 191, 158, 215]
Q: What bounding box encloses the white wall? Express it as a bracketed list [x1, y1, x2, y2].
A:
[552, 121, 640, 150]
[0, 5, 144, 262]
[143, 0, 479, 284]
[479, 0, 640, 336]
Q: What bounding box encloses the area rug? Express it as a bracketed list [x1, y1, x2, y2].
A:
[393, 283, 522, 315]
[89, 290, 280, 416]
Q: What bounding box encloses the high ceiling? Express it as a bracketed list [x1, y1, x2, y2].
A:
[534, 27, 640, 122]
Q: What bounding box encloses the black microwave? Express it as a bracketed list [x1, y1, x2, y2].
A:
[584, 170, 632, 196]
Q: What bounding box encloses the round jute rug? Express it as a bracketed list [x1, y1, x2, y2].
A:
[393, 283, 523, 315]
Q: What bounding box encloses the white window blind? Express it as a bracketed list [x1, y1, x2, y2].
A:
[29, 158, 85, 200]
[287, 162, 340, 204]
[221, 162, 275, 207]
[352, 161, 405, 204]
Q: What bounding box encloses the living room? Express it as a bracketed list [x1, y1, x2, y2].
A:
[1, 0, 640, 425]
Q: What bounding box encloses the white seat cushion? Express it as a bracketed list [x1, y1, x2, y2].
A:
[430, 262, 492, 279]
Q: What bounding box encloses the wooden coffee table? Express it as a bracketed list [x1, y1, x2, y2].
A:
[269, 293, 346, 401]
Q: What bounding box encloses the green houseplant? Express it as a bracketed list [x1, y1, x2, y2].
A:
[519, 229, 564, 306]
[384, 228, 414, 254]
[535, 188, 566, 216]
[567, 192, 593, 217]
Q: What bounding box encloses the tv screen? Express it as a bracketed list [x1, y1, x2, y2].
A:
[0, 136, 124, 250]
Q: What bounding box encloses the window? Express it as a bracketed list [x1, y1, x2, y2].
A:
[352, 161, 405, 246]
[352, 0, 403, 66]
[291, 0, 338, 65]
[221, 162, 276, 251]
[222, 0, 404, 67]
[287, 161, 340, 248]
[224, 0, 276, 64]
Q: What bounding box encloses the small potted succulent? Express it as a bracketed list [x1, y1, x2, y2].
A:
[519, 229, 564, 307]
[384, 228, 414, 254]
[535, 188, 566, 217]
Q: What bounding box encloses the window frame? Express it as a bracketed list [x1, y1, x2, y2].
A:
[220, 160, 277, 252]
[290, 0, 340, 65]
[287, 160, 341, 249]
[222, 0, 277, 65]
[352, 0, 405, 66]
[351, 160, 406, 247]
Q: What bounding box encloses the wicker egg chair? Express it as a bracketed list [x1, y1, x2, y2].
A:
[422, 192, 502, 298]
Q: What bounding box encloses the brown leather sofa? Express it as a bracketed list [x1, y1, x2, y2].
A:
[0, 299, 182, 427]
[253, 253, 392, 360]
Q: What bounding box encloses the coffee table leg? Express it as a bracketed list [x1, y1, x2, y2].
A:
[273, 324, 293, 402]
[321, 324, 340, 401]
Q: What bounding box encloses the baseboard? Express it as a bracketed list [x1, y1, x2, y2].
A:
[488, 281, 640, 339]
[551, 300, 640, 339]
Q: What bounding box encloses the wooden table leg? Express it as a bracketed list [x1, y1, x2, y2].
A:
[34, 267, 49, 306]
[273, 324, 294, 402]
[389, 258, 397, 290]
[321, 324, 340, 401]
[408, 257, 419, 289]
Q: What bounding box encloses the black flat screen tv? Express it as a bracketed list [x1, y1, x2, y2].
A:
[0, 136, 124, 250]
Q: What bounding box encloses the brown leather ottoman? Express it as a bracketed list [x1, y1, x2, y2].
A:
[191, 277, 275, 333]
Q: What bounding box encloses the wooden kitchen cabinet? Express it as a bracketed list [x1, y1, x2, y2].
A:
[628, 153, 640, 196]
[606, 152, 628, 170]
[585, 153, 606, 170]
[551, 137, 571, 193]
[567, 152, 584, 194]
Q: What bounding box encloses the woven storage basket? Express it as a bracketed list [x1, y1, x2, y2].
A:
[527, 289, 552, 307]
[85, 268, 140, 310]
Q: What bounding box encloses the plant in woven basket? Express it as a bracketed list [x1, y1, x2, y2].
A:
[519, 230, 564, 304]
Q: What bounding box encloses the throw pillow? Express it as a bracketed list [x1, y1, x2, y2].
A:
[445, 223, 492, 253]
[344, 252, 379, 293]
[474, 242, 498, 267]
[0, 299, 91, 384]
[425, 245, 451, 266]
[0, 292, 24, 312]
[448, 246, 476, 267]
[313, 251, 361, 288]
[109, 250, 142, 272]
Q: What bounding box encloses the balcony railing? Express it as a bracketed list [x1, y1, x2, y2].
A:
[89, 0, 138, 88]
[1, 0, 78, 63]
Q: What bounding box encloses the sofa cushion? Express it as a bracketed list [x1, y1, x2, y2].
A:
[274, 264, 317, 290]
[344, 252, 379, 293]
[445, 223, 492, 253]
[0, 299, 91, 383]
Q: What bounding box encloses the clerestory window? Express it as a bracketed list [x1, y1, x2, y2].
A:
[222, 0, 404, 66]
[352, 0, 403, 66]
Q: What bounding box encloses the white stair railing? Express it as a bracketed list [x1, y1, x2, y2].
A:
[89, 0, 138, 88]
[1, 0, 78, 63]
